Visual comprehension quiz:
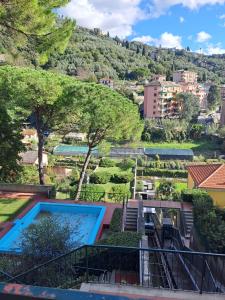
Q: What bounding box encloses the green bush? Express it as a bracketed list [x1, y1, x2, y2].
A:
[117, 158, 135, 170]
[181, 189, 208, 202]
[99, 158, 116, 167]
[109, 184, 130, 203]
[136, 181, 144, 192]
[138, 168, 187, 178]
[70, 184, 105, 202]
[109, 208, 123, 232]
[100, 232, 141, 247]
[111, 172, 134, 183]
[90, 171, 111, 184]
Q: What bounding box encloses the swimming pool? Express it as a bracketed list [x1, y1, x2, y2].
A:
[0, 202, 105, 253]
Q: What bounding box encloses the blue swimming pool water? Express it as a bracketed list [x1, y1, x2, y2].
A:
[0, 203, 105, 253]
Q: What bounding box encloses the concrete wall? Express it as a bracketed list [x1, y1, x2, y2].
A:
[205, 189, 225, 208]
[0, 183, 53, 195]
[187, 174, 195, 189]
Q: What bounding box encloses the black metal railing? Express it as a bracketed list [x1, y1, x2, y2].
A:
[4, 245, 225, 294]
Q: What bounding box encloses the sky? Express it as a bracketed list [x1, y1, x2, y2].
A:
[59, 0, 225, 55]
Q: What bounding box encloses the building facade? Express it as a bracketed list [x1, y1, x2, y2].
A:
[173, 70, 198, 84]
[144, 70, 209, 119]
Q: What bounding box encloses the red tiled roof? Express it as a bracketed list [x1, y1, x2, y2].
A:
[187, 164, 222, 186]
[199, 164, 225, 189]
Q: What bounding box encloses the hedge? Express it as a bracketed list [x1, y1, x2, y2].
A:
[117, 158, 135, 170]
[70, 184, 105, 202]
[99, 158, 116, 167]
[99, 232, 141, 247]
[138, 168, 187, 178]
[109, 208, 123, 232]
[111, 172, 134, 183]
[108, 184, 131, 203]
[90, 171, 111, 184]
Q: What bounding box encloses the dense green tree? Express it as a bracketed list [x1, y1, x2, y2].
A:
[189, 124, 205, 140]
[0, 66, 79, 184]
[176, 93, 200, 122]
[0, 0, 75, 64]
[21, 216, 74, 264]
[0, 102, 24, 182]
[128, 67, 149, 80]
[73, 85, 143, 200]
[207, 84, 221, 111]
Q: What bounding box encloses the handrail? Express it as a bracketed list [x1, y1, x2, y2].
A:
[8, 243, 225, 285]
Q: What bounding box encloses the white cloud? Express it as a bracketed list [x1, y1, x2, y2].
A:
[196, 31, 212, 43]
[179, 16, 185, 23]
[58, 0, 145, 38]
[149, 0, 225, 17]
[132, 35, 155, 44]
[206, 44, 225, 54]
[132, 32, 183, 49]
[219, 14, 225, 19]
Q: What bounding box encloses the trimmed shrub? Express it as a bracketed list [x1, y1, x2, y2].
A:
[109, 208, 123, 232]
[99, 232, 141, 247]
[99, 158, 116, 167]
[70, 184, 105, 202]
[111, 172, 134, 183]
[90, 171, 111, 184]
[108, 184, 131, 203]
[138, 168, 187, 178]
[118, 158, 135, 170]
[136, 181, 144, 192]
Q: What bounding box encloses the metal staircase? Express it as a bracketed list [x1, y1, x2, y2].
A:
[182, 210, 194, 237]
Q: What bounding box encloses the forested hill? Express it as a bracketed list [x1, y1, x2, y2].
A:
[43, 27, 225, 83]
[2, 26, 225, 83]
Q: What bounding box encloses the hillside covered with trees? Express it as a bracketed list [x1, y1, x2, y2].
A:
[43, 27, 225, 84]
[2, 26, 225, 83]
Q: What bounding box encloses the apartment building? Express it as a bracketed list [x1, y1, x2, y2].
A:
[144, 71, 209, 119]
[144, 80, 182, 118]
[173, 70, 198, 83]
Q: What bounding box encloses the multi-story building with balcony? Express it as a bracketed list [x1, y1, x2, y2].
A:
[144, 71, 209, 119]
[144, 79, 182, 119]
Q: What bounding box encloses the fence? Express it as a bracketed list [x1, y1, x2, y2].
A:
[4, 245, 225, 295]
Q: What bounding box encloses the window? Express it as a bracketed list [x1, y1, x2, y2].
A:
[153, 105, 156, 109]
[153, 112, 155, 115]
[154, 100, 156, 103]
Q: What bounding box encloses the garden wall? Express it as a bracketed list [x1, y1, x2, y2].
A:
[0, 183, 53, 196]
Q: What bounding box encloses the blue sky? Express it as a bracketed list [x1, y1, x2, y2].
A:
[59, 0, 225, 55]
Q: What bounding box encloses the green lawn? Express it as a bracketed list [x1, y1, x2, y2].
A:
[129, 140, 219, 151]
[0, 198, 31, 222]
[96, 182, 130, 193]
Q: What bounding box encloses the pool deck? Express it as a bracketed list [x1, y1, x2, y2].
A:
[0, 192, 122, 240]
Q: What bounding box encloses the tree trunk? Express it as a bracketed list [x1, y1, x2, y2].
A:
[37, 132, 45, 185]
[75, 147, 92, 201]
